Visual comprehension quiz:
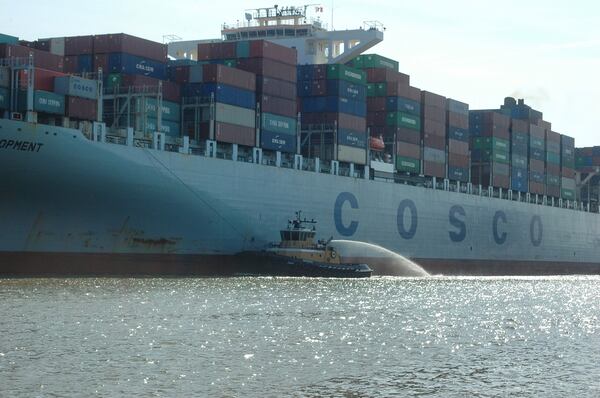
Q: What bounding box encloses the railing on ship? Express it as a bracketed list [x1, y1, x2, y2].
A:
[95, 128, 588, 212]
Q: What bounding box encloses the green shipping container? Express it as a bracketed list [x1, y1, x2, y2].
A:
[561, 188, 575, 200]
[386, 112, 420, 130]
[0, 87, 8, 109]
[137, 98, 181, 122]
[106, 73, 122, 89]
[530, 136, 545, 150]
[19, 90, 65, 115]
[236, 41, 250, 58]
[511, 154, 528, 169]
[352, 54, 399, 71]
[546, 151, 560, 164]
[326, 64, 366, 85]
[144, 118, 181, 137]
[0, 33, 18, 45]
[475, 149, 509, 164]
[366, 83, 386, 97]
[396, 156, 421, 173]
[261, 112, 297, 135]
[223, 59, 237, 68]
[546, 174, 560, 186]
[472, 137, 510, 152]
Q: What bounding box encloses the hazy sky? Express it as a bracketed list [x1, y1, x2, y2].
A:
[2, 0, 600, 145]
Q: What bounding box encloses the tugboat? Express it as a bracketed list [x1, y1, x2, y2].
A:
[238, 212, 372, 278]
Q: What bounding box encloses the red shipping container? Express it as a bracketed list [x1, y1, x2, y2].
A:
[511, 118, 529, 133]
[64, 56, 78, 74]
[547, 163, 560, 176]
[367, 97, 386, 112]
[580, 147, 593, 156]
[94, 54, 108, 73]
[162, 80, 181, 102]
[449, 139, 469, 155]
[537, 119, 551, 131]
[493, 175, 510, 189]
[66, 96, 97, 120]
[395, 127, 421, 146]
[94, 33, 167, 62]
[257, 76, 296, 100]
[0, 44, 64, 72]
[423, 161, 445, 178]
[198, 121, 256, 146]
[387, 84, 421, 102]
[471, 122, 510, 139]
[447, 112, 468, 129]
[19, 68, 66, 91]
[203, 64, 256, 92]
[471, 111, 510, 128]
[448, 153, 469, 168]
[545, 130, 561, 144]
[169, 66, 190, 84]
[397, 142, 420, 158]
[259, 94, 296, 118]
[529, 124, 545, 138]
[64, 35, 94, 55]
[249, 40, 297, 66]
[423, 119, 446, 137]
[561, 167, 575, 178]
[423, 104, 445, 123]
[530, 159, 545, 173]
[529, 182, 545, 195]
[421, 91, 445, 108]
[367, 111, 387, 126]
[365, 68, 409, 85]
[236, 58, 297, 82]
[423, 133, 445, 150]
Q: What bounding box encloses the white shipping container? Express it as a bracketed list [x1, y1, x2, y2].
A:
[561, 177, 575, 190]
[215, 102, 255, 128]
[338, 145, 366, 165]
[50, 37, 65, 56]
[424, 147, 445, 163]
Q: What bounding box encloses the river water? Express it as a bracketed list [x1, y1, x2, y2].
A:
[1, 276, 599, 397]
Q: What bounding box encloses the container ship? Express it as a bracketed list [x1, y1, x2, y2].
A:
[1, 6, 599, 276]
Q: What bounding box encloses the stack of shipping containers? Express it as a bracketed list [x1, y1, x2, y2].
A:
[528, 124, 546, 195]
[0, 64, 8, 114]
[560, 135, 576, 200]
[421, 91, 447, 178]
[350, 54, 421, 173]
[575, 147, 595, 173]
[61, 33, 180, 136]
[469, 111, 510, 189]
[197, 40, 298, 153]
[509, 119, 529, 193]
[298, 63, 367, 164]
[446, 99, 470, 182]
[55, 75, 99, 121]
[545, 130, 561, 198]
[181, 63, 256, 146]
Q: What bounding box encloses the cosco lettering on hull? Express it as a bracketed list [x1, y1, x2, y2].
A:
[334, 192, 544, 247]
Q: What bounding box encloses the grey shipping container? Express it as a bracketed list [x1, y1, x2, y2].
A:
[54, 75, 98, 100]
[424, 147, 446, 163]
[215, 103, 255, 128]
[337, 144, 366, 165]
[446, 98, 469, 115]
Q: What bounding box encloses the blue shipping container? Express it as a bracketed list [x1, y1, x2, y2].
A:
[301, 96, 366, 117]
[448, 126, 469, 142]
[78, 54, 93, 74]
[200, 83, 255, 110]
[260, 130, 297, 153]
[530, 147, 545, 161]
[386, 96, 421, 116]
[448, 166, 469, 182]
[108, 53, 167, 80]
[511, 167, 528, 192]
[181, 83, 203, 97]
[530, 170, 545, 183]
[338, 129, 367, 149]
[326, 80, 366, 100]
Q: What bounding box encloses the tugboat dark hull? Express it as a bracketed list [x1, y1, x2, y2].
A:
[235, 252, 372, 278]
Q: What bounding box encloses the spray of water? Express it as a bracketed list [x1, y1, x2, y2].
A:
[331, 240, 429, 277]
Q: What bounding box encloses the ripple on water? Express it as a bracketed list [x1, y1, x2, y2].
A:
[0, 276, 599, 396]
